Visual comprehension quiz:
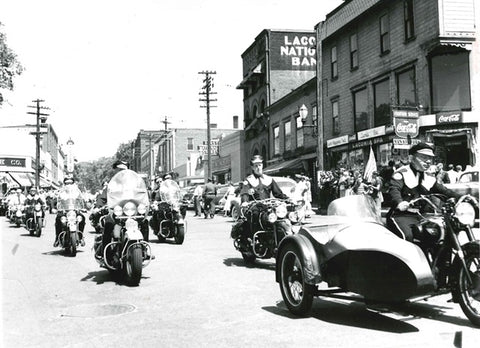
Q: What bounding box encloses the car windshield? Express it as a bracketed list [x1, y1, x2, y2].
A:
[107, 169, 149, 208]
[458, 171, 478, 183]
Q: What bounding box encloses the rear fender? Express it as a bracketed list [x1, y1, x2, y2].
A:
[276, 233, 322, 285]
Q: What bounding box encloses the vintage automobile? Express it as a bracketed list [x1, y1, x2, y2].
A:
[181, 186, 196, 210]
[276, 194, 480, 326]
[445, 168, 479, 198]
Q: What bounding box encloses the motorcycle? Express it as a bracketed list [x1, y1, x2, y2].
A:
[276, 194, 480, 327]
[93, 169, 153, 286]
[25, 202, 44, 237]
[150, 179, 187, 244]
[231, 197, 299, 264]
[55, 185, 86, 256]
[9, 204, 25, 227]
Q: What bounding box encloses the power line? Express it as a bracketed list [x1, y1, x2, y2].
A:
[27, 99, 49, 188]
[198, 70, 216, 180]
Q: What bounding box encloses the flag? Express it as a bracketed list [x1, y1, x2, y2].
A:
[364, 146, 377, 183]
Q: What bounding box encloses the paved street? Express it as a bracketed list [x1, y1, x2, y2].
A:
[1, 211, 479, 348]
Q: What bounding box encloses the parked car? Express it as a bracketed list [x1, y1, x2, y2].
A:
[445, 168, 479, 198]
[181, 186, 197, 210]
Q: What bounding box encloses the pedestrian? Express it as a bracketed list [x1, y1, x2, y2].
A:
[202, 178, 217, 219]
[369, 171, 383, 216]
[304, 176, 314, 217]
[222, 181, 236, 217]
[435, 162, 450, 184]
[193, 183, 203, 217]
[447, 164, 459, 183]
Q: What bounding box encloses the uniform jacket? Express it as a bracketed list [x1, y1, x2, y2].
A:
[389, 165, 460, 208]
[203, 182, 217, 198]
[241, 174, 288, 202]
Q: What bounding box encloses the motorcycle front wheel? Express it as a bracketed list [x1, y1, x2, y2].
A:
[125, 246, 142, 286]
[279, 244, 315, 316]
[454, 242, 480, 327]
[70, 233, 77, 257]
[175, 225, 185, 244]
[35, 219, 42, 237]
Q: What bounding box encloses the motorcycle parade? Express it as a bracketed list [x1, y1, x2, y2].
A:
[2, 0, 480, 346]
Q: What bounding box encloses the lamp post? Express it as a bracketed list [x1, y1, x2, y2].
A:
[299, 104, 317, 135]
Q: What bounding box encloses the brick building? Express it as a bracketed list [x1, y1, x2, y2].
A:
[316, 0, 479, 171]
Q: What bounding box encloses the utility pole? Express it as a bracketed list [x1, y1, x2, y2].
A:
[161, 115, 171, 174]
[27, 99, 49, 189]
[199, 70, 217, 180]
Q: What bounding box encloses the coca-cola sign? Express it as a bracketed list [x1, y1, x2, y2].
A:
[394, 117, 419, 138]
[436, 111, 463, 124]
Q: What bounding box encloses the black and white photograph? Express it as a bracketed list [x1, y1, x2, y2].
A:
[1, 0, 479, 347]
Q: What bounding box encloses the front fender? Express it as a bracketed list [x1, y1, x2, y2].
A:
[125, 228, 144, 241]
[276, 232, 322, 285]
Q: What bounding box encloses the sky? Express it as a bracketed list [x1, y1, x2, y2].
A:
[0, 0, 343, 161]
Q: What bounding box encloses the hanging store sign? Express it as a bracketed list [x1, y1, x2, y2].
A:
[436, 111, 463, 124]
[326, 135, 349, 148]
[393, 109, 419, 139]
[393, 137, 422, 149]
[357, 125, 386, 140]
[0, 157, 26, 168]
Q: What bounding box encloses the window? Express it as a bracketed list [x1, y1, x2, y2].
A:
[354, 88, 368, 132]
[397, 67, 416, 106]
[332, 99, 339, 135]
[273, 126, 280, 155]
[374, 79, 391, 126]
[296, 116, 304, 148]
[350, 33, 358, 69]
[404, 0, 415, 41]
[187, 138, 194, 151]
[379, 14, 390, 54]
[312, 104, 317, 126]
[284, 121, 291, 151]
[331, 46, 338, 79]
[430, 52, 471, 112]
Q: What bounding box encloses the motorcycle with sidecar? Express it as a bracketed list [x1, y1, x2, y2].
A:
[276, 194, 480, 326]
[150, 179, 187, 244]
[93, 169, 153, 286]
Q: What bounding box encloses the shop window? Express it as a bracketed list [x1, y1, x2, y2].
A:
[331, 46, 338, 79]
[397, 67, 416, 106]
[430, 51, 471, 112]
[284, 120, 291, 152]
[332, 99, 339, 135]
[404, 0, 415, 41]
[374, 79, 391, 126]
[350, 33, 358, 70]
[354, 88, 368, 132]
[379, 14, 390, 54]
[379, 143, 391, 166]
[296, 116, 304, 148]
[273, 126, 280, 155]
[187, 138, 194, 151]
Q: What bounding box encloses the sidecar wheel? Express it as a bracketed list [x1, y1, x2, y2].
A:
[231, 205, 240, 221]
[454, 242, 480, 327]
[175, 225, 185, 244]
[279, 244, 314, 316]
[125, 246, 142, 286]
[241, 251, 256, 264]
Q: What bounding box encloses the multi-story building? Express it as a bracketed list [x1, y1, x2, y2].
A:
[316, 0, 479, 171]
[237, 29, 317, 175]
[133, 130, 165, 177]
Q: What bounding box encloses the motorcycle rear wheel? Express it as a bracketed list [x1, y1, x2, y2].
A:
[125, 246, 142, 286]
[279, 244, 315, 316]
[175, 225, 185, 244]
[454, 242, 480, 327]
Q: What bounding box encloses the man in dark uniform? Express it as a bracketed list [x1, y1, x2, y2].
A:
[386, 142, 460, 241]
[202, 178, 217, 218]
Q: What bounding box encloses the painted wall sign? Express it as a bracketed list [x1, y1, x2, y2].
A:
[436, 111, 463, 124]
[0, 157, 26, 167]
[270, 32, 316, 71]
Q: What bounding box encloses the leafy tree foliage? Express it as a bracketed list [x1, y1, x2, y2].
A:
[0, 22, 23, 105]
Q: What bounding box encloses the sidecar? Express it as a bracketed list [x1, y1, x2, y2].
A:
[276, 195, 436, 315]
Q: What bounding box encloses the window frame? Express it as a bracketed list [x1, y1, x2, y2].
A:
[373, 78, 391, 127]
[379, 14, 390, 54]
[284, 120, 292, 152]
[404, 0, 415, 41]
[353, 87, 369, 132]
[331, 45, 338, 79]
[187, 137, 194, 151]
[332, 99, 340, 135]
[396, 66, 417, 107]
[273, 125, 280, 155]
[349, 33, 358, 70]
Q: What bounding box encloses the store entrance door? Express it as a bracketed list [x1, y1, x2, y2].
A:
[434, 134, 470, 168]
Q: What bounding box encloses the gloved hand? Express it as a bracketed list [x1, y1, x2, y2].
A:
[397, 201, 410, 211]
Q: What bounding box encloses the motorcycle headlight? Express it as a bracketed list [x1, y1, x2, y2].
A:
[67, 211, 77, 222]
[60, 216, 67, 224]
[125, 218, 138, 231]
[275, 203, 287, 219]
[34, 203, 42, 211]
[113, 205, 123, 216]
[137, 203, 147, 215]
[288, 212, 299, 223]
[267, 212, 277, 223]
[123, 202, 136, 217]
[455, 202, 475, 227]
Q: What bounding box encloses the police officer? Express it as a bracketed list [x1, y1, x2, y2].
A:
[386, 142, 460, 241]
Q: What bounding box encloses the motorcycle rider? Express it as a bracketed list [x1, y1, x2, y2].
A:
[386, 142, 461, 242]
[7, 188, 26, 219]
[53, 176, 86, 247]
[202, 178, 217, 219]
[25, 187, 45, 228]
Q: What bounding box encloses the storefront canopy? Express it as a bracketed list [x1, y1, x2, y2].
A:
[8, 172, 34, 188]
[264, 158, 303, 175]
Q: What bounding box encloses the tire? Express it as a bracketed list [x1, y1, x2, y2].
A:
[70, 233, 77, 257]
[35, 220, 42, 237]
[241, 251, 256, 265]
[125, 246, 142, 286]
[157, 234, 166, 243]
[231, 205, 240, 221]
[174, 225, 185, 244]
[278, 244, 315, 316]
[454, 242, 480, 327]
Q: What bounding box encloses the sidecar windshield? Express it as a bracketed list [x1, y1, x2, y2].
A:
[327, 195, 382, 224]
[107, 169, 149, 208]
[159, 179, 182, 204]
[57, 184, 85, 210]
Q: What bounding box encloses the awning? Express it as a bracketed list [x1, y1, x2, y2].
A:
[8, 172, 34, 187]
[237, 62, 264, 89]
[264, 158, 303, 174]
[39, 176, 52, 188]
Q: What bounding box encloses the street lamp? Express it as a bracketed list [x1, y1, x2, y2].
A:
[299, 104, 317, 135]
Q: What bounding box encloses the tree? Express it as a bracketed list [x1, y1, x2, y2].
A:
[0, 22, 23, 105]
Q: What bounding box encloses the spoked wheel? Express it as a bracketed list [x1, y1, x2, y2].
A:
[174, 225, 185, 244]
[70, 233, 77, 257]
[35, 219, 42, 237]
[241, 251, 256, 265]
[125, 246, 142, 286]
[455, 242, 480, 327]
[279, 244, 315, 316]
[231, 205, 240, 221]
